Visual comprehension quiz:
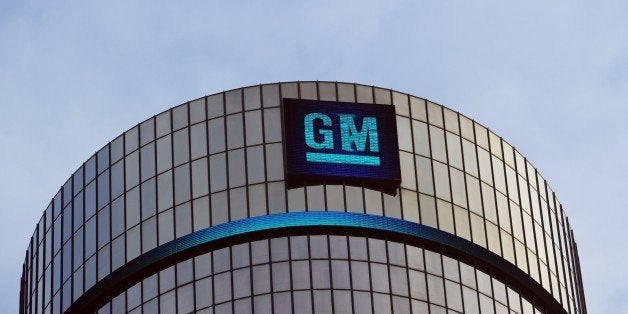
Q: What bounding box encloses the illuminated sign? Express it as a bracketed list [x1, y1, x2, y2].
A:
[283, 98, 401, 194]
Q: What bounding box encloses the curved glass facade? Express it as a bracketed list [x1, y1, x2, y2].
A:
[19, 82, 586, 313]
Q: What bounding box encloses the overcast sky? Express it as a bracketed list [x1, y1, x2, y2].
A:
[1, 1, 626, 313]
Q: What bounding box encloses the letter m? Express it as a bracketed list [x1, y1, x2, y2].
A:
[339, 115, 379, 152]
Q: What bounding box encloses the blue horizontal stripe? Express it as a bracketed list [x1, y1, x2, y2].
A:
[306, 152, 380, 166]
[68, 211, 565, 314]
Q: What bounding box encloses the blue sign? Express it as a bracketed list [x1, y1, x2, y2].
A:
[283, 98, 401, 194]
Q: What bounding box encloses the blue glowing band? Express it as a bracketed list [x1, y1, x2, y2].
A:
[306, 152, 380, 166]
[67, 211, 565, 314]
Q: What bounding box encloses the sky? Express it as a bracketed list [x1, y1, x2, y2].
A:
[1, 1, 626, 313]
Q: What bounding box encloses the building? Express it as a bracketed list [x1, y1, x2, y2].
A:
[19, 81, 586, 314]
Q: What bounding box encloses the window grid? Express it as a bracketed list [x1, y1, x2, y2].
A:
[21, 82, 584, 314]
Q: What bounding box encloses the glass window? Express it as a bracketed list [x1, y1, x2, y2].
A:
[310, 235, 328, 259]
[306, 185, 325, 211]
[489, 131, 502, 159]
[85, 216, 96, 258]
[281, 82, 298, 99]
[416, 156, 434, 196]
[73, 166, 84, 196]
[299, 81, 317, 100]
[252, 264, 270, 294]
[111, 235, 125, 271]
[318, 82, 336, 101]
[85, 181, 96, 220]
[126, 225, 141, 261]
[430, 126, 447, 163]
[311, 260, 330, 289]
[214, 272, 231, 303]
[331, 260, 351, 289]
[265, 143, 284, 181]
[412, 120, 430, 157]
[227, 114, 245, 150]
[97, 245, 110, 280]
[384, 194, 401, 218]
[208, 117, 226, 154]
[173, 128, 189, 166]
[189, 97, 206, 124]
[267, 182, 286, 214]
[84, 255, 97, 290]
[427, 102, 443, 127]
[232, 268, 251, 299]
[462, 139, 478, 176]
[176, 259, 194, 285]
[211, 191, 228, 225]
[229, 187, 248, 221]
[454, 205, 471, 240]
[272, 261, 291, 291]
[446, 132, 463, 169]
[478, 148, 493, 185]
[228, 148, 246, 188]
[194, 277, 212, 309]
[140, 143, 155, 182]
[172, 104, 188, 131]
[474, 123, 489, 150]
[111, 161, 124, 199]
[433, 161, 451, 201]
[401, 189, 419, 223]
[62, 204, 72, 243]
[191, 158, 209, 198]
[231, 243, 250, 268]
[158, 209, 174, 245]
[141, 178, 157, 219]
[390, 266, 409, 296]
[125, 126, 139, 154]
[156, 135, 172, 174]
[156, 171, 173, 213]
[174, 164, 191, 205]
[482, 183, 498, 224]
[73, 228, 85, 271]
[142, 217, 157, 253]
[291, 260, 311, 290]
[155, 111, 171, 139]
[97, 145, 110, 175]
[262, 84, 280, 108]
[355, 84, 373, 104]
[337, 82, 355, 102]
[97, 170, 110, 209]
[110, 135, 124, 164]
[245, 110, 263, 146]
[370, 263, 390, 293]
[329, 236, 349, 259]
[246, 146, 265, 184]
[192, 196, 210, 231]
[190, 122, 207, 160]
[126, 187, 140, 228]
[210, 153, 227, 192]
[225, 89, 242, 114]
[263, 108, 282, 143]
[125, 151, 140, 190]
[85, 155, 97, 184]
[427, 274, 446, 306]
[97, 206, 110, 248]
[450, 168, 467, 207]
[140, 118, 154, 146]
[177, 284, 194, 313]
[244, 86, 261, 110]
[248, 184, 267, 217]
[397, 116, 413, 152]
[208, 93, 224, 118]
[325, 185, 344, 211]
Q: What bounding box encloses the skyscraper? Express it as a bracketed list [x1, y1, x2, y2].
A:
[20, 82, 586, 313]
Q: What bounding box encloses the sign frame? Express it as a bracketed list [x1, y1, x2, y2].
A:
[282, 98, 401, 195]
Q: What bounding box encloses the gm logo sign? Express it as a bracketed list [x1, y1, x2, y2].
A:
[283, 98, 401, 194]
